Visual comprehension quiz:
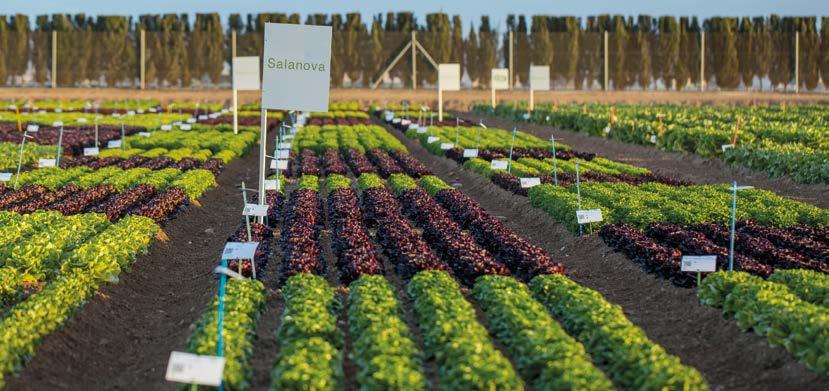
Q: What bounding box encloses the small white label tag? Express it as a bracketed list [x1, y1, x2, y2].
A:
[209, 113, 220, 119]
[417, 126, 428, 134]
[139, 132, 152, 138]
[650, 135, 657, 143]
[277, 142, 291, 149]
[165, 351, 226, 387]
[127, 110, 136, 116]
[681, 255, 717, 272]
[392, 118, 401, 124]
[384, 112, 394, 122]
[180, 124, 192, 131]
[490, 160, 509, 170]
[38, 110, 47, 114]
[186, 118, 197, 124]
[440, 143, 454, 150]
[0, 173, 12, 182]
[242, 203, 269, 217]
[107, 140, 122, 148]
[221, 242, 260, 260]
[84, 147, 100, 156]
[401, 119, 411, 126]
[576, 209, 603, 224]
[283, 134, 294, 140]
[721, 144, 734, 152]
[198, 115, 208, 120]
[54, 108, 63, 113]
[522, 113, 530, 120]
[463, 149, 479, 158]
[427, 136, 439, 144]
[220, 108, 228, 114]
[264, 179, 280, 190]
[276, 150, 290, 159]
[38, 158, 57, 168]
[149, 108, 158, 113]
[137, 109, 145, 114]
[520, 177, 541, 188]
[271, 159, 289, 170]
[112, 112, 121, 117]
[27, 124, 39, 132]
[604, 126, 611, 134]
[77, 118, 88, 124]
[161, 125, 172, 131]
[52, 121, 63, 127]
[408, 123, 419, 130]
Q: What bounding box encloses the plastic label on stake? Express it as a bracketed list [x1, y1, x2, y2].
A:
[180, 124, 192, 131]
[77, 118, 88, 124]
[186, 118, 197, 124]
[277, 142, 291, 149]
[27, 124, 39, 132]
[722, 144, 735, 152]
[417, 126, 428, 134]
[38, 158, 57, 168]
[427, 136, 439, 144]
[52, 121, 63, 127]
[221, 242, 259, 260]
[276, 150, 290, 159]
[139, 132, 152, 138]
[440, 143, 454, 150]
[463, 149, 479, 158]
[0, 173, 11, 182]
[83, 147, 100, 156]
[520, 177, 541, 188]
[576, 209, 603, 224]
[681, 255, 717, 272]
[198, 115, 208, 120]
[242, 203, 269, 217]
[270, 159, 289, 170]
[490, 160, 509, 170]
[165, 352, 226, 387]
[264, 179, 280, 190]
[161, 125, 172, 131]
[107, 140, 122, 149]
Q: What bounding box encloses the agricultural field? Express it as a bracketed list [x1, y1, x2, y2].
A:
[0, 97, 826, 391]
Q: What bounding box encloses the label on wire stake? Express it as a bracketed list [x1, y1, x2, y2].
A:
[165, 352, 225, 387]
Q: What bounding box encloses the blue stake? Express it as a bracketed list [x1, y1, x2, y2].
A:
[576, 161, 582, 237]
[729, 181, 737, 271]
[216, 258, 228, 391]
[550, 134, 558, 186]
[507, 127, 516, 174]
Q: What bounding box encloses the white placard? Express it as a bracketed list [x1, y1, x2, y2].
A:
[408, 123, 419, 130]
[270, 159, 289, 170]
[427, 136, 440, 144]
[277, 142, 291, 150]
[112, 112, 121, 117]
[438, 63, 461, 91]
[681, 255, 717, 272]
[221, 241, 260, 260]
[264, 179, 280, 190]
[54, 108, 63, 113]
[160, 125, 172, 131]
[137, 109, 145, 114]
[149, 107, 158, 113]
[650, 135, 657, 143]
[276, 150, 290, 159]
[38, 158, 56, 168]
[26, 124, 39, 132]
[262, 23, 332, 112]
[392, 118, 401, 124]
[400, 119, 411, 126]
[83, 147, 100, 156]
[233, 56, 262, 90]
[107, 140, 122, 149]
[520, 177, 541, 188]
[209, 113, 220, 119]
[490, 160, 509, 170]
[384, 112, 394, 122]
[77, 118, 88, 124]
[530, 65, 550, 91]
[721, 144, 734, 152]
[283, 134, 294, 140]
[463, 149, 479, 158]
[491, 68, 509, 90]
[440, 143, 454, 150]
[165, 352, 225, 387]
[576, 209, 603, 224]
[220, 108, 228, 114]
[186, 118, 197, 124]
[416, 126, 428, 134]
[139, 132, 152, 138]
[0, 173, 12, 182]
[38, 110, 47, 114]
[180, 124, 192, 131]
[127, 110, 136, 116]
[51, 121, 63, 127]
[198, 115, 208, 120]
[242, 203, 269, 217]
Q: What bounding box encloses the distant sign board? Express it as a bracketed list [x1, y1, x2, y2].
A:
[491, 68, 509, 90]
[232, 56, 261, 91]
[438, 63, 461, 91]
[530, 65, 550, 91]
[261, 23, 332, 112]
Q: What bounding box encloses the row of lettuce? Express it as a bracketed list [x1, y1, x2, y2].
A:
[474, 102, 829, 184]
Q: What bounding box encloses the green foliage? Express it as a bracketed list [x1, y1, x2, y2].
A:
[419, 175, 451, 196]
[296, 175, 320, 191]
[388, 174, 417, 195]
[324, 174, 351, 191]
[473, 275, 613, 390]
[530, 274, 708, 390]
[407, 271, 523, 390]
[357, 173, 384, 191]
[768, 269, 829, 307]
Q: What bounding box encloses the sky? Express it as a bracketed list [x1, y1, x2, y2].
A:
[1, 0, 827, 29]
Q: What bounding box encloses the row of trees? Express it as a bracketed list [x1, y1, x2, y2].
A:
[0, 13, 827, 90]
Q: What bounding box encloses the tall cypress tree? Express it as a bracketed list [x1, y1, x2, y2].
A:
[609, 15, 628, 89]
[675, 17, 691, 89]
[634, 15, 654, 89]
[711, 17, 740, 89]
[687, 17, 701, 87]
[514, 15, 530, 86]
[821, 17, 829, 89]
[658, 16, 680, 89]
[580, 16, 602, 89]
[530, 14, 553, 83]
[7, 14, 29, 85]
[799, 17, 819, 91]
[365, 15, 383, 85]
[330, 14, 345, 87]
[477, 16, 497, 88]
[32, 15, 50, 86]
[451, 15, 463, 67]
[342, 13, 366, 85]
[0, 17, 8, 86]
[752, 17, 771, 90]
[736, 17, 754, 89]
[465, 24, 479, 86]
[423, 13, 451, 86]
[192, 13, 224, 84]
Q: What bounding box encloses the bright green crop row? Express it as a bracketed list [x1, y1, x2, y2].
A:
[699, 271, 829, 376]
[271, 274, 342, 391]
[407, 270, 523, 390]
[357, 173, 384, 191]
[530, 274, 708, 390]
[2, 98, 161, 111]
[478, 102, 829, 184]
[473, 275, 614, 390]
[124, 126, 258, 162]
[3, 111, 189, 129]
[296, 175, 320, 191]
[183, 278, 266, 391]
[348, 275, 426, 389]
[324, 174, 351, 191]
[293, 124, 406, 153]
[0, 142, 57, 172]
[0, 215, 158, 388]
[404, 125, 554, 152]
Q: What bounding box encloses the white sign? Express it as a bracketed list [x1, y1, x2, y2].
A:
[0, 173, 11, 182]
[161, 125, 172, 131]
[271, 159, 289, 170]
[529, 65, 550, 91]
[127, 110, 136, 116]
[427, 136, 440, 144]
[277, 142, 291, 150]
[77, 118, 88, 124]
[400, 119, 411, 126]
[243, 203, 269, 217]
[107, 140, 122, 149]
[576, 209, 603, 224]
[221, 241, 260, 260]
[83, 147, 100, 156]
[52, 121, 63, 127]
[491, 68, 509, 90]
[198, 115, 208, 120]
[490, 160, 509, 170]
[264, 179, 280, 190]
[139, 132, 152, 138]
[463, 149, 479, 158]
[650, 135, 657, 144]
[408, 123, 418, 130]
[721, 144, 734, 152]
[186, 118, 197, 124]
[681, 255, 717, 272]
[262, 23, 332, 112]
[384, 112, 394, 122]
[417, 126, 428, 134]
[180, 124, 192, 131]
[520, 177, 541, 188]
[38, 158, 57, 168]
[440, 143, 454, 150]
[137, 109, 145, 114]
[392, 118, 401, 124]
[27, 124, 39, 132]
[165, 351, 225, 387]
[54, 108, 63, 113]
[276, 150, 290, 159]
[232, 56, 262, 90]
[438, 63, 461, 91]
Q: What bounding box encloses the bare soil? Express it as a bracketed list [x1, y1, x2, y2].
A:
[384, 121, 829, 391]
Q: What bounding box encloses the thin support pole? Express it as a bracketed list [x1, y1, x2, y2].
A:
[603, 31, 609, 92]
[258, 109, 267, 225]
[795, 31, 799, 94]
[576, 161, 583, 237]
[507, 127, 516, 174]
[729, 181, 737, 271]
[231, 30, 237, 58]
[508, 31, 514, 90]
[140, 30, 146, 90]
[411, 31, 417, 90]
[700, 31, 706, 92]
[51, 30, 57, 88]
